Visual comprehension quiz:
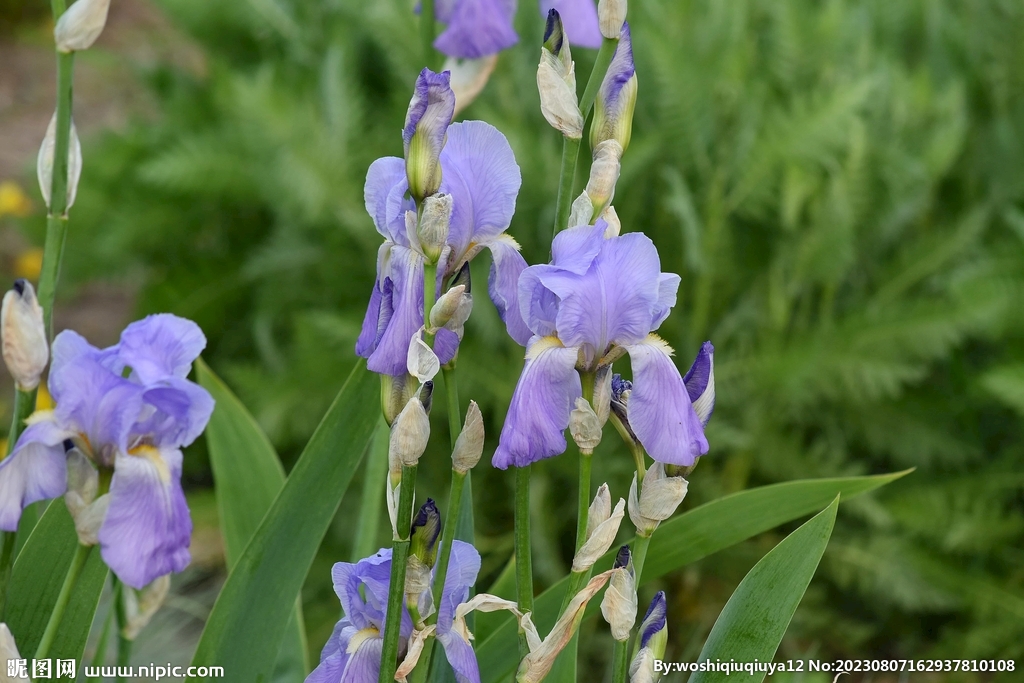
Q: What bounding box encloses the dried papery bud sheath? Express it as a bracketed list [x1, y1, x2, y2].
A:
[390, 396, 431, 468]
[585, 139, 623, 214]
[37, 112, 83, 212]
[404, 69, 456, 202]
[429, 285, 473, 333]
[64, 445, 108, 546]
[54, 0, 112, 52]
[408, 329, 440, 384]
[2, 280, 48, 391]
[598, 0, 628, 39]
[409, 498, 442, 568]
[572, 486, 625, 572]
[381, 373, 420, 426]
[418, 193, 452, 263]
[121, 575, 170, 640]
[538, 10, 584, 139]
[601, 545, 637, 641]
[592, 365, 612, 426]
[569, 397, 602, 453]
[568, 191, 594, 228]
[591, 23, 637, 154]
[601, 205, 621, 237]
[629, 462, 688, 535]
[452, 400, 484, 473]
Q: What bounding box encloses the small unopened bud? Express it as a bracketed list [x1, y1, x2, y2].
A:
[121, 575, 170, 640]
[64, 447, 108, 546]
[592, 366, 612, 426]
[601, 546, 637, 641]
[2, 280, 48, 391]
[601, 205, 621, 237]
[568, 191, 594, 228]
[585, 140, 623, 214]
[452, 400, 484, 473]
[0, 623, 21, 662]
[407, 329, 440, 384]
[404, 69, 456, 202]
[572, 484, 625, 572]
[591, 24, 637, 153]
[628, 463, 688, 536]
[418, 193, 452, 263]
[429, 285, 472, 332]
[598, 0, 628, 39]
[636, 591, 668, 658]
[409, 498, 442, 568]
[538, 10, 584, 139]
[37, 112, 83, 213]
[569, 398, 602, 454]
[381, 373, 420, 426]
[54, 0, 111, 52]
[445, 55, 499, 116]
[390, 396, 431, 468]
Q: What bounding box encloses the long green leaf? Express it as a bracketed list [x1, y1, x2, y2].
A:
[477, 470, 911, 683]
[2, 501, 107, 660]
[188, 361, 378, 682]
[196, 359, 309, 681]
[688, 496, 838, 683]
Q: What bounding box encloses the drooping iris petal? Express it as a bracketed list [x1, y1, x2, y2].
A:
[486, 234, 532, 346]
[440, 121, 522, 256]
[435, 0, 518, 59]
[304, 620, 348, 683]
[651, 273, 681, 330]
[624, 335, 708, 466]
[434, 540, 482, 683]
[99, 446, 192, 589]
[0, 417, 70, 531]
[139, 377, 216, 449]
[114, 314, 207, 383]
[356, 276, 387, 358]
[367, 247, 426, 377]
[517, 265, 561, 339]
[539, 0, 602, 49]
[340, 634, 386, 681]
[364, 157, 413, 244]
[493, 337, 582, 468]
[682, 341, 715, 427]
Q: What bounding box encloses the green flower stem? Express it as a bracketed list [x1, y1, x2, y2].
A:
[34, 542, 92, 659]
[612, 533, 652, 683]
[0, 531, 15, 616]
[421, 0, 436, 65]
[514, 464, 533, 659]
[442, 365, 461, 449]
[352, 419, 390, 562]
[114, 579, 132, 683]
[379, 464, 417, 683]
[86, 601, 116, 683]
[551, 36, 619, 238]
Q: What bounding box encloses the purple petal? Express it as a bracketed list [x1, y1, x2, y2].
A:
[517, 266, 561, 338]
[339, 633, 384, 682]
[435, 0, 518, 59]
[683, 341, 715, 427]
[0, 417, 70, 531]
[99, 446, 192, 589]
[331, 548, 414, 639]
[403, 70, 456, 186]
[114, 314, 207, 384]
[437, 630, 481, 683]
[651, 273, 680, 330]
[139, 377, 215, 448]
[639, 591, 667, 648]
[356, 275, 386, 358]
[598, 22, 635, 109]
[305, 620, 349, 683]
[486, 235, 532, 346]
[624, 337, 708, 466]
[492, 338, 581, 469]
[550, 224, 604, 275]
[436, 540, 481, 633]
[368, 247, 426, 377]
[440, 121, 522, 256]
[539, 0, 602, 49]
[435, 327, 462, 366]
[364, 157, 413, 245]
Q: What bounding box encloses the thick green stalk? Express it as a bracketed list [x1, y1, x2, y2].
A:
[421, 0, 436, 64]
[35, 543, 92, 659]
[115, 579, 132, 683]
[352, 419, 390, 562]
[551, 37, 620, 238]
[0, 531, 15, 616]
[514, 464, 533, 659]
[378, 464, 417, 683]
[612, 535, 652, 683]
[87, 602, 116, 682]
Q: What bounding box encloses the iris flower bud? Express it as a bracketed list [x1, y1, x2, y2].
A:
[585, 140, 623, 214]
[37, 112, 83, 213]
[598, 0, 628, 39]
[452, 400, 484, 473]
[628, 462, 688, 536]
[569, 397, 602, 454]
[591, 23, 637, 154]
[568, 191, 594, 228]
[418, 193, 452, 263]
[390, 395, 431, 468]
[410, 498, 442, 568]
[121, 575, 171, 640]
[629, 592, 668, 682]
[64, 445, 107, 546]
[1, 279, 48, 391]
[404, 69, 456, 202]
[429, 285, 472, 333]
[381, 373, 420, 426]
[54, 0, 111, 52]
[571, 483, 625, 572]
[537, 10, 584, 139]
[601, 545, 637, 641]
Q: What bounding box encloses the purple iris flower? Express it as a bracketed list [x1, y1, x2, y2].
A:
[357, 75, 531, 376]
[307, 541, 482, 683]
[0, 314, 213, 589]
[433, 0, 519, 59]
[493, 222, 714, 469]
[539, 0, 602, 49]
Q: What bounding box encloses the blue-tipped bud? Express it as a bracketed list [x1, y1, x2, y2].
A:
[543, 9, 565, 56]
[538, 9, 584, 138]
[637, 591, 668, 657]
[410, 498, 442, 567]
[591, 23, 637, 153]
[613, 544, 633, 574]
[403, 69, 456, 202]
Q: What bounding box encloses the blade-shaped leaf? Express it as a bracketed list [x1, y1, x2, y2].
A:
[187, 361, 378, 683]
[196, 359, 309, 680]
[477, 470, 911, 683]
[688, 496, 839, 683]
[3, 501, 107, 660]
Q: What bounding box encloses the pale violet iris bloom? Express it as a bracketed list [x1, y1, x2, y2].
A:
[307, 541, 483, 683]
[0, 314, 213, 589]
[357, 71, 531, 376]
[539, 0, 602, 49]
[493, 222, 714, 469]
[431, 0, 519, 59]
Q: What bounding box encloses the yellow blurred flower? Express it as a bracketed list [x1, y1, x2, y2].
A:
[0, 438, 6, 461]
[13, 248, 44, 281]
[0, 182, 33, 218]
[36, 384, 54, 411]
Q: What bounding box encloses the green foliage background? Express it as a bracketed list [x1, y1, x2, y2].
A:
[12, 0, 1024, 676]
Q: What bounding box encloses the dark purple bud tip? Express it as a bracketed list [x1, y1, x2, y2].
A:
[419, 380, 434, 413]
[410, 498, 442, 566]
[543, 9, 564, 55]
[12, 279, 26, 296]
[613, 544, 632, 569]
[451, 261, 472, 293]
[62, 438, 76, 453]
[611, 374, 632, 401]
[639, 591, 668, 648]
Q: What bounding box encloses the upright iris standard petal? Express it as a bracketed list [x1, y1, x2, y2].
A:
[539, 0, 602, 49]
[0, 418, 69, 531]
[435, 0, 519, 59]
[436, 540, 483, 683]
[487, 235, 532, 346]
[404, 69, 457, 201]
[99, 446, 192, 589]
[683, 341, 715, 426]
[624, 335, 708, 466]
[114, 314, 207, 383]
[493, 338, 582, 469]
